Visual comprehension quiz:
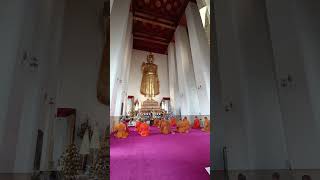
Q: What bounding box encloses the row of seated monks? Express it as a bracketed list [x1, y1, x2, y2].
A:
[113, 116, 210, 138]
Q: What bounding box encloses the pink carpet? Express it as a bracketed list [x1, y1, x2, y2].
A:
[110, 126, 210, 180]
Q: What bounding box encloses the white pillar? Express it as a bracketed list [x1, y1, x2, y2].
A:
[110, 0, 131, 116]
[113, 31, 133, 116]
[0, 0, 42, 172]
[0, 0, 28, 148]
[266, 0, 320, 169]
[122, 36, 133, 116]
[168, 43, 179, 115]
[185, 2, 210, 115]
[110, 0, 114, 14]
[174, 26, 200, 116]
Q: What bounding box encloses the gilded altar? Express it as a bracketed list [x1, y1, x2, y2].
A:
[139, 99, 162, 113]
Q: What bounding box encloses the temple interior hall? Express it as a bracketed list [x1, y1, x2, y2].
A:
[110, 0, 210, 179]
[1, 0, 320, 179]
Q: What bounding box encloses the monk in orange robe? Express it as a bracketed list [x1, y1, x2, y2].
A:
[202, 117, 210, 132]
[177, 117, 190, 133]
[160, 120, 171, 134]
[170, 117, 177, 127]
[192, 116, 201, 129]
[183, 117, 190, 132]
[139, 121, 150, 137]
[176, 119, 183, 133]
[154, 119, 159, 127]
[157, 119, 163, 128]
[135, 120, 142, 133]
[114, 122, 128, 138]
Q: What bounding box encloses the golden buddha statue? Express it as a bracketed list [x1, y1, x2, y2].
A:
[140, 53, 160, 99]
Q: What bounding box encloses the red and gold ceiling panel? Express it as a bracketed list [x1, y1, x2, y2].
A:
[132, 0, 190, 54]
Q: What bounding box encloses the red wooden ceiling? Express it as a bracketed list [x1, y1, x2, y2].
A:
[132, 0, 192, 54]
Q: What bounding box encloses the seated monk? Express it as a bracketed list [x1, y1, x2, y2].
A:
[114, 122, 128, 138]
[170, 117, 177, 127]
[177, 117, 190, 133]
[157, 119, 163, 128]
[202, 117, 210, 132]
[192, 116, 201, 129]
[160, 120, 171, 134]
[154, 119, 159, 127]
[183, 117, 190, 132]
[135, 120, 142, 133]
[139, 121, 150, 137]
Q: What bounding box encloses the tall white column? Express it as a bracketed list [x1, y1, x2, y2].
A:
[0, 0, 28, 148]
[185, 2, 210, 115]
[110, 0, 114, 13]
[122, 36, 133, 116]
[168, 43, 179, 115]
[266, 0, 320, 169]
[110, 0, 131, 116]
[174, 26, 200, 116]
[113, 31, 132, 116]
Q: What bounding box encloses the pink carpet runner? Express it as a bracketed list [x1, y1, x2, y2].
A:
[110, 126, 210, 180]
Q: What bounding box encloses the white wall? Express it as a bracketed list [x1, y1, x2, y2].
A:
[175, 25, 201, 116]
[266, 0, 320, 169]
[56, 0, 107, 138]
[213, 0, 320, 172]
[0, 0, 66, 173]
[213, 0, 288, 170]
[128, 50, 170, 104]
[109, 0, 131, 116]
[0, 0, 27, 148]
[168, 43, 180, 115]
[112, 13, 133, 117]
[186, 2, 210, 115]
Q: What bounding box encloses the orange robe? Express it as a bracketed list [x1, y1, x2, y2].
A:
[139, 122, 150, 137]
[177, 119, 189, 133]
[114, 123, 128, 138]
[135, 121, 142, 133]
[160, 120, 170, 134]
[202, 118, 210, 132]
[183, 119, 190, 132]
[157, 120, 163, 128]
[170, 117, 177, 127]
[192, 118, 200, 129]
[154, 119, 159, 127]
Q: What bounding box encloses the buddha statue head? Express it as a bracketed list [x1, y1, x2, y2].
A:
[147, 53, 154, 63]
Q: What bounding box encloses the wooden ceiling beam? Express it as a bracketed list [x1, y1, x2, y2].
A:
[133, 16, 176, 30]
[133, 37, 169, 46]
[134, 11, 175, 25]
[133, 32, 168, 42]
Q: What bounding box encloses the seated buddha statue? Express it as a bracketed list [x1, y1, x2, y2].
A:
[170, 117, 177, 127]
[114, 121, 128, 138]
[192, 116, 201, 129]
[139, 121, 150, 137]
[202, 117, 210, 132]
